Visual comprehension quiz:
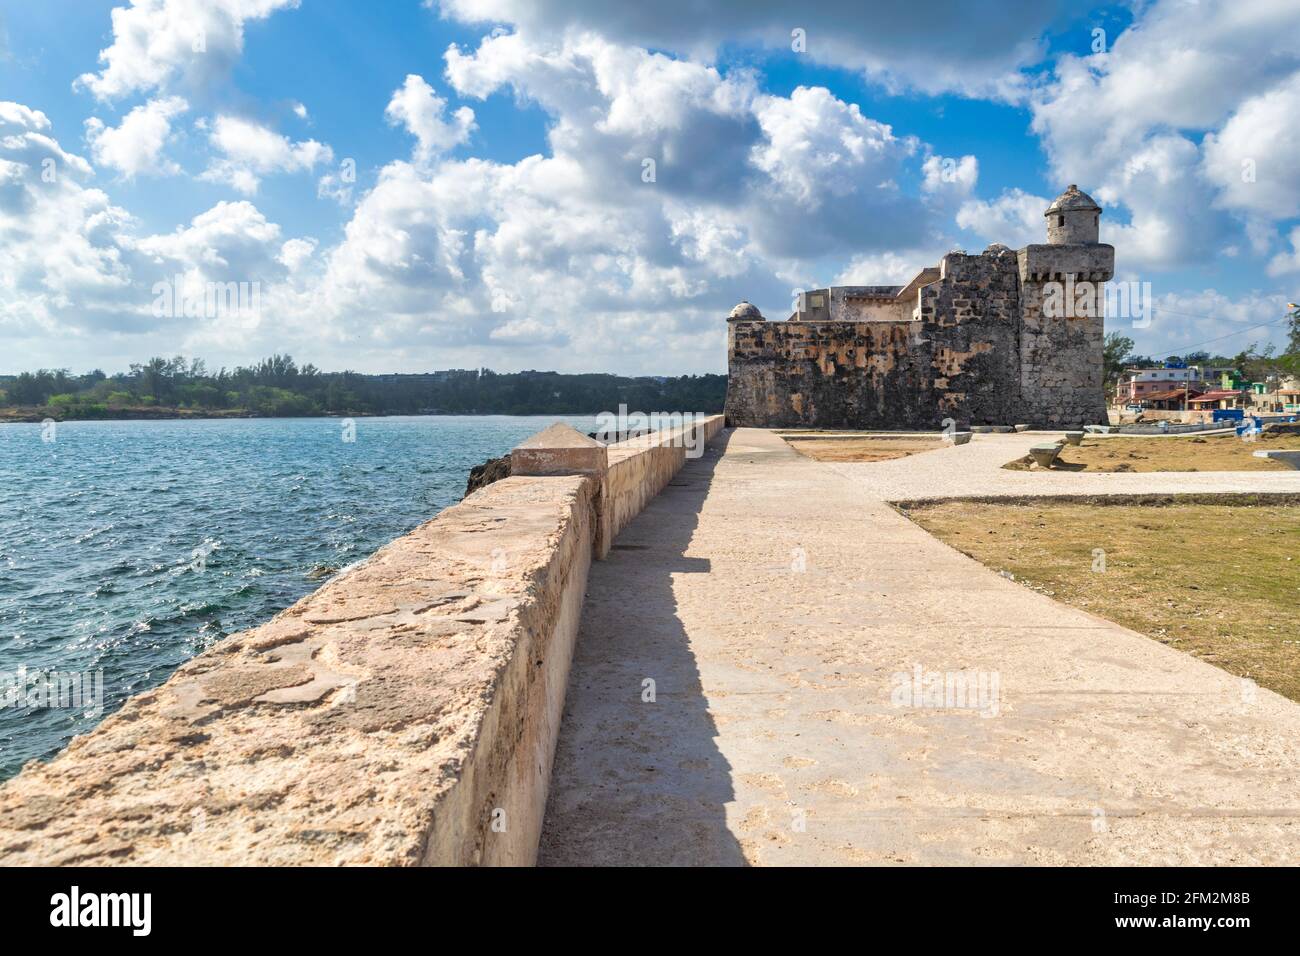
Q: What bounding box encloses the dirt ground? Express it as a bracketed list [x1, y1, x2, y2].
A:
[906, 497, 1300, 701]
[1004, 433, 1300, 472]
[782, 435, 946, 463]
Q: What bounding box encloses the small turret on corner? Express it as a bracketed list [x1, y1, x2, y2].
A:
[728, 300, 764, 321]
[1045, 184, 1101, 245]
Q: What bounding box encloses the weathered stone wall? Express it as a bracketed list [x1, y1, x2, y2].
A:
[726, 252, 1023, 429]
[726, 319, 934, 428]
[922, 251, 1023, 427]
[0, 416, 725, 866]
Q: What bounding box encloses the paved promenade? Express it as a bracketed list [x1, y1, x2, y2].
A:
[538, 428, 1300, 865]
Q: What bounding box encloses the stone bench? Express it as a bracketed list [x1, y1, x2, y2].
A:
[1029, 442, 1063, 468]
[1063, 431, 1084, 446]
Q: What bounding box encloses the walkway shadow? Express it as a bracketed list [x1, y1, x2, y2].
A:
[538, 431, 746, 865]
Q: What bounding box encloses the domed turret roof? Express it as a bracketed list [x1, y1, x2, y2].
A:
[1046, 184, 1101, 214]
[729, 300, 763, 319]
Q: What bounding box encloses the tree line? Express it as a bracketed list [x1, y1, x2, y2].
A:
[0, 355, 727, 418]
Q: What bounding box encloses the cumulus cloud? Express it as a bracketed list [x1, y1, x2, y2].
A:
[436, 0, 1083, 98]
[1203, 72, 1300, 218]
[298, 30, 960, 371]
[84, 96, 189, 178]
[199, 115, 332, 194]
[833, 248, 952, 287]
[1135, 289, 1294, 357]
[384, 74, 476, 163]
[0, 101, 132, 338]
[921, 154, 977, 198]
[957, 188, 1048, 249]
[0, 98, 320, 367]
[1266, 227, 1300, 277]
[1028, 0, 1300, 272]
[76, 0, 301, 101]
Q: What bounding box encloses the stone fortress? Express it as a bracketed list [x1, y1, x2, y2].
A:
[725, 186, 1115, 429]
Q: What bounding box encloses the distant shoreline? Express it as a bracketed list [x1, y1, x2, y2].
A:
[0, 408, 612, 424]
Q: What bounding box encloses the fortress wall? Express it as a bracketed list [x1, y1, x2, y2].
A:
[726, 253, 1023, 429]
[0, 415, 725, 866]
[726, 319, 932, 428]
[923, 252, 1023, 426]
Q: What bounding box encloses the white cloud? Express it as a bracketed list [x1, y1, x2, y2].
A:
[76, 0, 301, 101]
[0, 101, 131, 337]
[957, 189, 1047, 250]
[1203, 72, 1300, 218]
[833, 248, 951, 287]
[1028, 0, 1300, 272]
[436, 0, 1076, 98]
[921, 154, 977, 198]
[84, 96, 189, 178]
[200, 115, 333, 194]
[302, 31, 959, 371]
[278, 236, 316, 272]
[751, 87, 909, 204]
[1267, 226, 1300, 277]
[1134, 289, 1293, 358]
[384, 74, 476, 163]
[0, 99, 322, 368]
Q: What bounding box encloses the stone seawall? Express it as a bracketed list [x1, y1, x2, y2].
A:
[0, 414, 724, 866]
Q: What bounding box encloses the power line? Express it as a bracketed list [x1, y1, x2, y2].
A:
[1133, 309, 1294, 356]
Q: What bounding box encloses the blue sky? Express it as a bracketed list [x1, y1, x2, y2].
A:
[2, 0, 1298, 375]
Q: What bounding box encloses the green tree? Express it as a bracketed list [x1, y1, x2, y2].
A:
[1102, 332, 1134, 386]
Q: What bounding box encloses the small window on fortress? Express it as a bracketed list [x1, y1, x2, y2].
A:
[1058, 215, 1064, 227]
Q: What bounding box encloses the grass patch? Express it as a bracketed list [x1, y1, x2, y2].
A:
[1003, 433, 1300, 472]
[782, 436, 945, 463]
[903, 498, 1300, 701]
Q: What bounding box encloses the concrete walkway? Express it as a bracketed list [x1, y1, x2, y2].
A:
[538, 428, 1300, 865]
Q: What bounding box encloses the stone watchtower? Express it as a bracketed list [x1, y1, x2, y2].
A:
[1016, 185, 1114, 426]
[1046, 183, 1101, 244]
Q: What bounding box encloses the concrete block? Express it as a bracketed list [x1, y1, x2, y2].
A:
[511, 423, 608, 478]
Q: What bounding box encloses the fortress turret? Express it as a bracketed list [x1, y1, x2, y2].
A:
[1045, 184, 1101, 244]
[728, 300, 764, 321]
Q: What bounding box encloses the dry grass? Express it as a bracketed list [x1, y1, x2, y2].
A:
[905, 498, 1300, 701]
[1003, 433, 1300, 472]
[782, 436, 946, 463]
